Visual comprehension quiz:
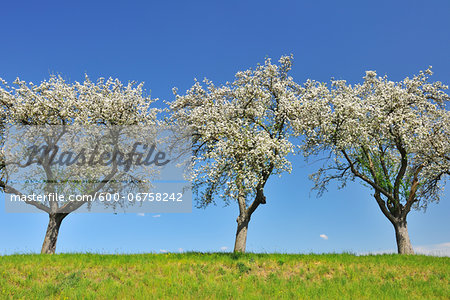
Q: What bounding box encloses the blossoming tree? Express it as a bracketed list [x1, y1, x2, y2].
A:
[305, 68, 449, 254]
[170, 56, 323, 252]
[0, 75, 158, 253]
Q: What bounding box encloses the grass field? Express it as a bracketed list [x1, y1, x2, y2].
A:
[0, 253, 448, 299]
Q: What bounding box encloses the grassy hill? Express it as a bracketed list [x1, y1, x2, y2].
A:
[1, 253, 448, 299]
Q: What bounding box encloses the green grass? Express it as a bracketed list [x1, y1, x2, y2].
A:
[0, 253, 448, 299]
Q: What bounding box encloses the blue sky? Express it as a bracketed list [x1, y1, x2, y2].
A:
[1, 0, 449, 255]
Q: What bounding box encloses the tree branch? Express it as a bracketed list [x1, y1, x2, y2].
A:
[374, 191, 397, 224]
[1, 181, 51, 213]
[402, 165, 423, 218]
[341, 149, 395, 203]
[392, 134, 408, 203]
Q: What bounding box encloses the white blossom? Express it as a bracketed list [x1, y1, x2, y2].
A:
[169, 56, 305, 208]
[304, 67, 449, 212]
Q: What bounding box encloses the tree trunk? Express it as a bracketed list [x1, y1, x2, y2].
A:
[41, 213, 67, 254]
[393, 219, 414, 254]
[234, 216, 249, 253]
